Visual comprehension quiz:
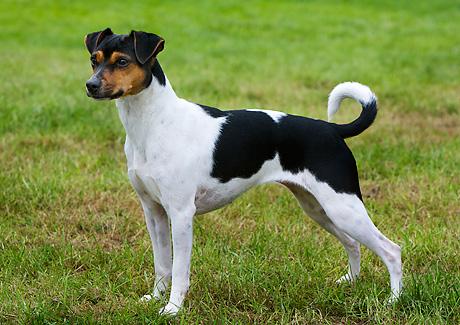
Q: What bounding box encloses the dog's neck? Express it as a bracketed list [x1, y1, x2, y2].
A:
[116, 61, 180, 142]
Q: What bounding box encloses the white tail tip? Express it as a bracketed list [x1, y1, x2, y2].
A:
[327, 82, 376, 122]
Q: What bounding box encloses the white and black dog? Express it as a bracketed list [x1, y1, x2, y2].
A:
[85, 29, 402, 315]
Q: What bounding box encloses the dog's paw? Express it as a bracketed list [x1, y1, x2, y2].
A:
[335, 273, 357, 284]
[140, 291, 165, 303]
[159, 303, 179, 316]
[140, 294, 154, 302]
[386, 293, 400, 305]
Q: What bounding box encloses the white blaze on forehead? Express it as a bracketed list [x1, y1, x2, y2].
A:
[246, 109, 287, 122]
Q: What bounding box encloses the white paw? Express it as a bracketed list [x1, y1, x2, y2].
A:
[387, 292, 400, 305]
[159, 303, 179, 316]
[335, 273, 357, 284]
[140, 290, 166, 303]
[140, 294, 153, 302]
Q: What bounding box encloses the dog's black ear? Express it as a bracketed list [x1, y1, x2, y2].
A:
[84, 28, 113, 53]
[130, 31, 165, 65]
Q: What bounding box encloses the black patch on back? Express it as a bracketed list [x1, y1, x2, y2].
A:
[198, 104, 228, 118]
[201, 105, 362, 199]
[209, 110, 278, 182]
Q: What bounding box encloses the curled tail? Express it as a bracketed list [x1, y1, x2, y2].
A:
[327, 82, 377, 139]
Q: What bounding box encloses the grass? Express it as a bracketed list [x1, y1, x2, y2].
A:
[0, 0, 459, 323]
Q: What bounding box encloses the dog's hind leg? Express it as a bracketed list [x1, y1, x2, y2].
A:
[284, 183, 361, 283]
[316, 190, 403, 302]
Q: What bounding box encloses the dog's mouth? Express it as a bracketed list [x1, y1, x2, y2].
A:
[86, 88, 124, 100]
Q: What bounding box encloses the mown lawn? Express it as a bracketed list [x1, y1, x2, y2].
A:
[0, 0, 459, 323]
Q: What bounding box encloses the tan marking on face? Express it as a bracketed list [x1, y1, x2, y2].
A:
[108, 51, 130, 65]
[102, 64, 147, 97]
[95, 51, 104, 64]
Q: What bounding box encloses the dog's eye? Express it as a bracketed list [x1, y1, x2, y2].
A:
[117, 58, 129, 67]
[90, 57, 97, 66]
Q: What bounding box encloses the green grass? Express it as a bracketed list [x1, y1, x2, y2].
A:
[1, 0, 459, 323]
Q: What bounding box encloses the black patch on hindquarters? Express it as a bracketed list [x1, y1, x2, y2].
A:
[277, 115, 362, 200]
[152, 60, 166, 86]
[200, 105, 362, 199]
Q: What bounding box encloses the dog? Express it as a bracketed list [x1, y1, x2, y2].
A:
[84, 28, 403, 315]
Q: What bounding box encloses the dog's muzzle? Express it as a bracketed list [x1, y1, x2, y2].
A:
[86, 76, 102, 97]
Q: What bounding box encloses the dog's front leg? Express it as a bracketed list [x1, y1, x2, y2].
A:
[128, 170, 173, 301]
[159, 204, 195, 316]
[139, 200, 172, 301]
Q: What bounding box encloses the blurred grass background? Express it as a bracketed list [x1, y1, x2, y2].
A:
[0, 0, 459, 323]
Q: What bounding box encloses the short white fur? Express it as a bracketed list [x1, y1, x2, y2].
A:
[327, 81, 376, 122]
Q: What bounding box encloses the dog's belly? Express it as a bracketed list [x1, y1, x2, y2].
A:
[194, 180, 261, 214]
[194, 185, 242, 215]
[194, 155, 286, 214]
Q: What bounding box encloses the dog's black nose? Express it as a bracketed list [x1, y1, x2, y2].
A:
[86, 78, 101, 93]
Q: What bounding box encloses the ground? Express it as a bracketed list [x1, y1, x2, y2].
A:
[0, 0, 459, 323]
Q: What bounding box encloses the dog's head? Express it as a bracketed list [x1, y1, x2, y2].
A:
[84, 28, 164, 100]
